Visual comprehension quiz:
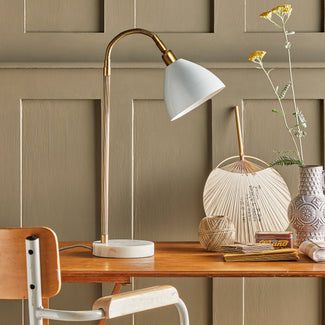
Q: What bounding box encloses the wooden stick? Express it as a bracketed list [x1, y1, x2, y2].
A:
[111, 283, 122, 295]
[97, 318, 107, 325]
[234, 106, 244, 160]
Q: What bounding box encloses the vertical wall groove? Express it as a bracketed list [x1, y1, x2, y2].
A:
[19, 99, 23, 228]
[131, 99, 135, 240]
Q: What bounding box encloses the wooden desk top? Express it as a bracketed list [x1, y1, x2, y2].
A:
[59, 241, 325, 283]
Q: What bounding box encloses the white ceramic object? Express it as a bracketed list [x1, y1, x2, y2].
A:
[92, 239, 154, 258]
[164, 59, 225, 121]
[288, 165, 325, 245]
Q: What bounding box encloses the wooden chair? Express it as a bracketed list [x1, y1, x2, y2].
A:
[0, 227, 189, 325]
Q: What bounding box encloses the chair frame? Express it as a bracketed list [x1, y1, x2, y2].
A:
[25, 235, 189, 325]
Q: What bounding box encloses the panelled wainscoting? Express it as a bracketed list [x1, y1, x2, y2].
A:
[0, 0, 325, 324]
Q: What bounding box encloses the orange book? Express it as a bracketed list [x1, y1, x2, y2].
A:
[224, 248, 299, 262]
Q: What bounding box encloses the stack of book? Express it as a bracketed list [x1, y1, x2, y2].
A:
[220, 244, 299, 262]
[220, 243, 274, 253]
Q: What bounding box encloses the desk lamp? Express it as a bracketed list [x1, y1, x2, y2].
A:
[92, 28, 225, 258]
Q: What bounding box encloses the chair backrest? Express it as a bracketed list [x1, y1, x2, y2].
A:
[0, 227, 61, 299]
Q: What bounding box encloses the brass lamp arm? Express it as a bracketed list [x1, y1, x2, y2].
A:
[104, 28, 177, 76]
[101, 28, 176, 244]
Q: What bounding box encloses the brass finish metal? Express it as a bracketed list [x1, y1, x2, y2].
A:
[101, 75, 110, 244]
[162, 50, 177, 65]
[101, 29, 177, 244]
[152, 34, 167, 52]
[101, 234, 109, 244]
[104, 28, 176, 76]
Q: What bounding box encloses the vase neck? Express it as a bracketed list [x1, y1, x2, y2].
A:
[299, 166, 324, 196]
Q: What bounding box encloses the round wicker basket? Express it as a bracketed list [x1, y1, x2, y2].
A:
[198, 215, 235, 251]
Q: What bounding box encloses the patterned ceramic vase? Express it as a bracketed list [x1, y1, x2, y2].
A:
[288, 165, 325, 245]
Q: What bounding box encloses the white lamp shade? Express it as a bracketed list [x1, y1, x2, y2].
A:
[164, 59, 225, 121]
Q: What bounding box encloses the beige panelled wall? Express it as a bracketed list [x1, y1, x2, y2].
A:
[0, 1, 324, 325]
[0, 66, 324, 325]
[1, 0, 325, 62]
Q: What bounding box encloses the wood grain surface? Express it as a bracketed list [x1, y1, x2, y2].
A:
[92, 285, 178, 319]
[0, 227, 61, 299]
[59, 241, 325, 282]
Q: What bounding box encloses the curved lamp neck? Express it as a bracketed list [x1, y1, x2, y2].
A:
[104, 28, 177, 76]
[101, 29, 177, 244]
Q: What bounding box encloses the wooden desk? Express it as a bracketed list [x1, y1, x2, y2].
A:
[59, 241, 325, 283]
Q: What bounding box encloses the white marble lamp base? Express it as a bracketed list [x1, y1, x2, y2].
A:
[92, 239, 154, 258]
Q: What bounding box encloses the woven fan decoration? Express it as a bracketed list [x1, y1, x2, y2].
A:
[203, 106, 291, 243]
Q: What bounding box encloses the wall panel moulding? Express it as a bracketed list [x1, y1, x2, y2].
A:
[0, 0, 323, 62]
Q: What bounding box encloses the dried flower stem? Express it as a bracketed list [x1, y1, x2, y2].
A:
[258, 61, 301, 161]
[249, 5, 306, 167]
[281, 18, 304, 163]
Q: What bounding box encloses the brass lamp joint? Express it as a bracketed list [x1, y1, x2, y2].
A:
[101, 234, 109, 244]
[162, 50, 177, 66]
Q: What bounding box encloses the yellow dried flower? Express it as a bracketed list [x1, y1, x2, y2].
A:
[260, 10, 273, 19]
[248, 51, 266, 62]
[271, 4, 292, 14]
[282, 7, 292, 14]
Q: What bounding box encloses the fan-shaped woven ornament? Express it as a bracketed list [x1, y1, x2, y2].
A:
[203, 106, 291, 243]
[198, 215, 235, 251]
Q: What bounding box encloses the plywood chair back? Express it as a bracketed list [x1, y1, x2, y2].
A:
[0, 227, 61, 299]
